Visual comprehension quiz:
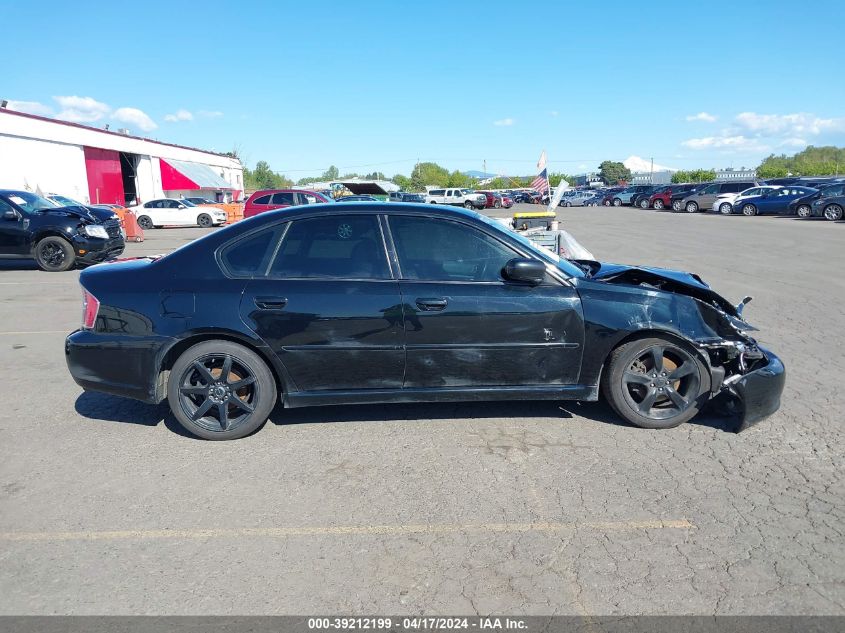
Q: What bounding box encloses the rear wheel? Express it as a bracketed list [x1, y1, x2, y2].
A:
[603, 200, 611, 206]
[34, 236, 75, 272]
[824, 204, 843, 221]
[653, 199, 665, 210]
[197, 213, 213, 228]
[137, 215, 154, 229]
[672, 200, 683, 212]
[464, 201, 474, 209]
[685, 201, 699, 213]
[796, 204, 811, 218]
[612, 198, 622, 206]
[167, 340, 277, 440]
[719, 202, 733, 215]
[602, 336, 709, 429]
[639, 198, 649, 209]
[742, 204, 758, 216]
[493, 199, 502, 209]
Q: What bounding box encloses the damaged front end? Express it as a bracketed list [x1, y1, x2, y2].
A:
[581, 264, 786, 431]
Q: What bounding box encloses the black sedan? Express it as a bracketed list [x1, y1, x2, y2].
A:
[336, 195, 379, 202]
[65, 203, 785, 440]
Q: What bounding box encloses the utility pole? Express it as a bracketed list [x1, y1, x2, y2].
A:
[650, 156, 654, 184]
[483, 160, 487, 177]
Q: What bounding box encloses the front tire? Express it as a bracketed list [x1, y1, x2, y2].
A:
[653, 199, 665, 210]
[197, 213, 213, 228]
[685, 201, 699, 213]
[602, 336, 710, 429]
[167, 340, 277, 440]
[672, 200, 683, 212]
[35, 236, 75, 272]
[464, 201, 474, 209]
[719, 202, 733, 215]
[824, 204, 843, 221]
[493, 199, 502, 209]
[796, 204, 811, 218]
[137, 215, 154, 230]
[742, 204, 758, 217]
[612, 198, 622, 207]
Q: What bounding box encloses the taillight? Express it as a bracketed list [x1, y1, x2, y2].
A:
[81, 287, 100, 330]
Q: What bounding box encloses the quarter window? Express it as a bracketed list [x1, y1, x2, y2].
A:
[220, 225, 286, 277]
[270, 215, 389, 279]
[389, 216, 517, 282]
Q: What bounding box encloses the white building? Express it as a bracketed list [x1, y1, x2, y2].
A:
[716, 167, 757, 180]
[0, 108, 244, 205]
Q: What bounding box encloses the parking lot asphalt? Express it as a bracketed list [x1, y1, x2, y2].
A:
[0, 204, 843, 615]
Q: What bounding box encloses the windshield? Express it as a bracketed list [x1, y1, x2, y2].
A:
[6, 191, 57, 213]
[180, 199, 198, 207]
[51, 195, 85, 206]
[473, 212, 586, 278]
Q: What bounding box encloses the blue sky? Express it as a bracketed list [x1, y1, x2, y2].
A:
[5, 0, 845, 177]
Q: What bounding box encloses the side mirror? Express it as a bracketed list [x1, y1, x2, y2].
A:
[3, 210, 17, 220]
[178, 204, 186, 209]
[504, 258, 546, 285]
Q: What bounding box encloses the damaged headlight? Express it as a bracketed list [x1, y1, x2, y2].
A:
[82, 225, 110, 239]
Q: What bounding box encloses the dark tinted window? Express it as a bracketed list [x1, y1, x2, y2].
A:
[428, 189, 445, 196]
[220, 225, 285, 277]
[253, 194, 271, 205]
[389, 216, 517, 282]
[271, 192, 295, 205]
[270, 215, 389, 279]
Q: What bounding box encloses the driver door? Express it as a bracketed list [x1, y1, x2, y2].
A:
[0, 198, 29, 256]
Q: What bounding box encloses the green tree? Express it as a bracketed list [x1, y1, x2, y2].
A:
[757, 146, 845, 177]
[411, 162, 450, 190]
[598, 160, 632, 185]
[322, 165, 340, 180]
[447, 170, 473, 188]
[391, 174, 413, 191]
[244, 160, 292, 190]
[671, 169, 716, 183]
[364, 171, 386, 180]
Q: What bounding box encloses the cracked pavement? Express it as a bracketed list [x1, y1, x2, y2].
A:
[0, 205, 842, 614]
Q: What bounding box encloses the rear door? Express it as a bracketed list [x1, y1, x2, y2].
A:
[238, 213, 404, 392]
[271, 191, 297, 210]
[386, 214, 584, 388]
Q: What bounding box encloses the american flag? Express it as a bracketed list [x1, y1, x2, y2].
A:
[531, 168, 549, 194]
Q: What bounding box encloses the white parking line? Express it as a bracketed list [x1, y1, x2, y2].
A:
[0, 519, 694, 542]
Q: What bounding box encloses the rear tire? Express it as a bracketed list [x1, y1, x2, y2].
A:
[494, 199, 502, 209]
[167, 340, 277, 440]
[639, 199, 649, 209]
[672, 200, 683, 212]
[612, 198, 622, 206]
[602, 336, 710, 430]
[197, 213, 213, 228]
[34, 236, 75, 272]
[137, 215, 154, 229]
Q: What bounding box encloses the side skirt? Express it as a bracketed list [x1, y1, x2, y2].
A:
[284, 384, 599, 409]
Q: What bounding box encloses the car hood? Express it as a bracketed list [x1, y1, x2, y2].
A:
[37, 205, 117, 224]
[586, 262, 747, 320]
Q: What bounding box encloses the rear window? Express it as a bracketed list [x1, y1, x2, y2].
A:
[252, 194, 272, 205]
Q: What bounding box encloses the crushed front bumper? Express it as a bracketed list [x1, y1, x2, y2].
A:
[727, 346, 786, 431]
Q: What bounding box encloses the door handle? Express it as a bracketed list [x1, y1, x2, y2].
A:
[416, 297, 448, 311]
[254, 296, 288, 310]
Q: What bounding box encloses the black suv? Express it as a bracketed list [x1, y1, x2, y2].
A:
[0, 190, 125, 272]
[387, 191, 425, 203]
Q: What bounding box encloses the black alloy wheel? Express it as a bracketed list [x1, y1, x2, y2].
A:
[137, 215, 154, 229]
[167, 340, 276, 440]
[197, 213, 213, 228]
[602, 337, 708, 429]
[35, 236, 75, 272]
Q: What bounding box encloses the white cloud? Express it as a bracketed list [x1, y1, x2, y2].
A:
[164, 109, 193, 122]
[686, 112, 717, 123]
[623, 155, 676, 173]
[735, 112, 845, 136]
[112, 107, 157, 131]
[779, 137, 808, 148]
[198, 110, 223, 119]
[53, 95, 111, 123]
[6, 100, 54, 116]
[681, 135, 770, 152]
[493, 118, 515, 126]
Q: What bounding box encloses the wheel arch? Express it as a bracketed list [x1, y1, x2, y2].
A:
[30, 228, 74, 250]
[154, 329, 293, 404]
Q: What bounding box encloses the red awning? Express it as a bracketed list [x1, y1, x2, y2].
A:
[160, 158, 233, 191]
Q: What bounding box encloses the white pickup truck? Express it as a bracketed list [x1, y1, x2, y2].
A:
[425, 188, 486, 210]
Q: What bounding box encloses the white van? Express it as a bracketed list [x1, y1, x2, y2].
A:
[425, 188, 486, 209]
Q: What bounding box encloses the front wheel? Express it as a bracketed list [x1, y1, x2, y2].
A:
[612, 198, 622, 206]
[719, 202, 733, 215]
[602, 337, 709, 429]
[464, 201, 474, 209]
[742, 204, 758, 217]
[672, 200, 683, 212]
[197, 213, 213, 228]
[167, 340, 277, 440]
[35, 236, 75, 272]
[824, 204, 843, 221]
[796, 204, 811, 218]
[653, 199, 665, 210]
[493, 199, 502, 209]
[685, 201, 699, 213]
[603, 200, 611, 206]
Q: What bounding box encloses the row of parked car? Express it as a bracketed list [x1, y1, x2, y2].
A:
[557, 177, 845, 220]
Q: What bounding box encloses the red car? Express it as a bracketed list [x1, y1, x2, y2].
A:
[648, 184, 697, 211]
[243, 189, 331, 219]
[476, 191, 513, 209]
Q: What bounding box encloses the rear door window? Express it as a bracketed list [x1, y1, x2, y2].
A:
[269, 215, 390, 279]
[271, 192, 296, 205]
[252, 194, 272, 205]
